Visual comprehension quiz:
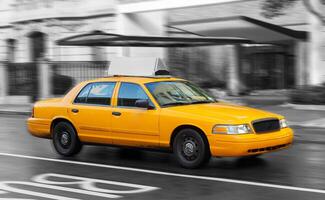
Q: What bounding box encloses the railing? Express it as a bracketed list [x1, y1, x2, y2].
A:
[7, 62, 38, 101]
[51, 61, 109, 95]
[6, 61, 109, 100]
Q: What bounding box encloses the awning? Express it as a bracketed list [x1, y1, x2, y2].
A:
[56, 31, 251, 47]
[168, 16, 308, 44]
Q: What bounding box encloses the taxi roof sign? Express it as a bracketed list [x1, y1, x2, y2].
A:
[108, 57, 170, 77]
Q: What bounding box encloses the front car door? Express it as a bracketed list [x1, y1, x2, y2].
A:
[68, 82, 116, 144]
[111, 82, 159, 148]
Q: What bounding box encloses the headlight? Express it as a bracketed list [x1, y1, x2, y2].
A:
[280, 119, 288, 128]
[212, 124, 252, 135]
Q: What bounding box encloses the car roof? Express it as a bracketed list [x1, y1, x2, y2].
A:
[84, 76, 184, 84]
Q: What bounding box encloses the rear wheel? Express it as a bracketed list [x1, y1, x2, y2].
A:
[173, 129, 210, 168]
[52, 121, 82, 156]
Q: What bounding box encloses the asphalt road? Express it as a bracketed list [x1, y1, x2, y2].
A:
[0, 115, 325, 200]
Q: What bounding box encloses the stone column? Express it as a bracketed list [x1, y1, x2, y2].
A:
[295, 41, 308, 86]
[308, 0, 324, 85]
[0, 61, 8, 103]
[38, 58, 52, 99]
[227, 45, 240, 96]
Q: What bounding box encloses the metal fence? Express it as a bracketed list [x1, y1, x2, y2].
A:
[51, 61, 109, 95]
[6, 61, 109, 99]
[7, 62, 38, 101]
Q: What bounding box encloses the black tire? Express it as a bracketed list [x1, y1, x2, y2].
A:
[52, 121, 82, 156]
[173, 129, 210, 168]
[245, 154, 262, 159]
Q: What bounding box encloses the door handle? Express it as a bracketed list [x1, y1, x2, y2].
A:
[71, 108, 79, 113]
[112, 111, 121, 116]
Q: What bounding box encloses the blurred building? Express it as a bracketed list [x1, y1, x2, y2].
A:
[0, 0, 323, 103]
[0, 0, 117, 62]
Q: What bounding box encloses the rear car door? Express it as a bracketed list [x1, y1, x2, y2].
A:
[68, 82, 116, 144]
[111, 82, 160, 147]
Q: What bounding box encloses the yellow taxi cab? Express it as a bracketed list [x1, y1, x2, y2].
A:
[27, 58, 293, 168]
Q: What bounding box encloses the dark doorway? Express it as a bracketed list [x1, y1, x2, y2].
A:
[246, 52, 295, 90]
[241, 45, 295, 90]
[29, 31, 46, 61]
[249, 53, 285, 89]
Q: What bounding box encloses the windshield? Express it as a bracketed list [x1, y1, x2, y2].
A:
[145, 81, 216, 107]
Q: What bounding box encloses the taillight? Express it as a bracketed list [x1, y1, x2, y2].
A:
[31, 106, 35, 118]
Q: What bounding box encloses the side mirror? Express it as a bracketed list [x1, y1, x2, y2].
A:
[135, 99, 154, 110]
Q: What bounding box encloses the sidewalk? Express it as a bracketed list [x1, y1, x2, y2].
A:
[224, 95, 288, 106]
[0, 103, 324, 128]
[252, 105, 325, 128]
[0, 104, 32, 116]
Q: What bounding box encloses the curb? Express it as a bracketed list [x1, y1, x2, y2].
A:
[288, 120, 325, 129]
[290, 124, 325, 129]
[0, 110, 31, 116]
[281, 103, 325, 111]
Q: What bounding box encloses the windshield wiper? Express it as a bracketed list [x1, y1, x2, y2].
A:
[162, 102, 190, 107]
[189, 100, 215, 104]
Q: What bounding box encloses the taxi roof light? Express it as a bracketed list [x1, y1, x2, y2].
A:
[108, 57, 170, 77]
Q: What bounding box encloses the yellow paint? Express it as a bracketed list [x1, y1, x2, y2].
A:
[27, 76, 294, 157]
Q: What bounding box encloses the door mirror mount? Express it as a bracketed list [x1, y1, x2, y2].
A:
[135, 99, 154, 110]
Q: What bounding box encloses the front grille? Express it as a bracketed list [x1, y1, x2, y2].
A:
[252, 118, 280, 133]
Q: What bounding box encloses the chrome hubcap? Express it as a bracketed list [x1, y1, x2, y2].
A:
[181, 136, 199, 161]
[60, 132, 69, 146]
[183, 142, 195, 156]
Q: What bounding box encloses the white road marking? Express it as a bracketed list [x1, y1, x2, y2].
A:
[0, 173, 158, 200]
[33, 173, 159, 194]
[0, 190, 7, 194]
[0, 181, 118, 199]
[0, 152, 325, 194]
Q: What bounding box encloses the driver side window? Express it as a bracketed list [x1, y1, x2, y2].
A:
[117, 83, 153, 108]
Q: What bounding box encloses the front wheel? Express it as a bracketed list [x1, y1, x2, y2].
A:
[173, 129, 210, 168]
[244, 154, 262, 159]
[52, 121, 82, 156]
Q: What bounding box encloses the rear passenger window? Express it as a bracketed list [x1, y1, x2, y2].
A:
[74, 82, 116, 105]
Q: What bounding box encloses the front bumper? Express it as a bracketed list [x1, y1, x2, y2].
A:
[209, 127, 294, 157]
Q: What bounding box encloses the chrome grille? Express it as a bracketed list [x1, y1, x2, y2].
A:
[252, 118, 280, 133]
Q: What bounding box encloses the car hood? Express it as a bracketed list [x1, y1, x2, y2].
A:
[164, 102, 283, 124]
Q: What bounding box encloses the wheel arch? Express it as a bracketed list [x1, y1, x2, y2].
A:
[170, 125, 210, 152]
[50, 117, 77, 137]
